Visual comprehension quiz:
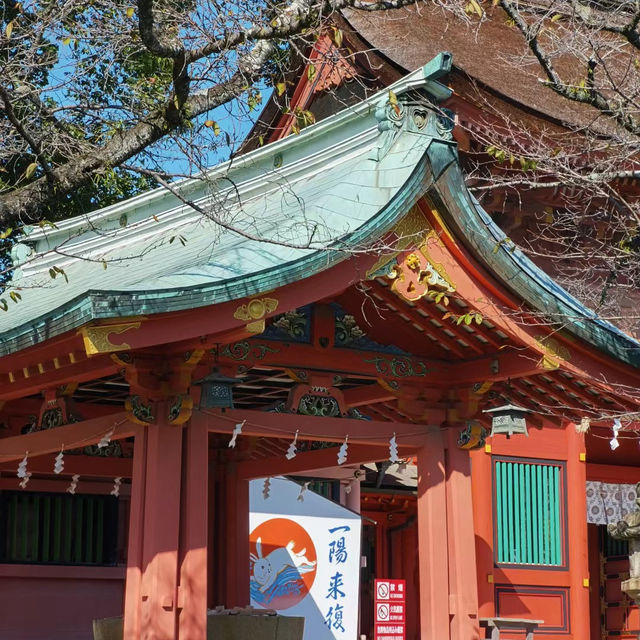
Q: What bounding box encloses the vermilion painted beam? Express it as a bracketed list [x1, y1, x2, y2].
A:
[343, 383, 398, 407]
[236, 443, 401, 480]
[0, 355, 119, 401]
[218, 338, 551, 388]
[0, 412, 133, 463]
[0, 452, 133, 478]
[418, 213, 640, 405]
[195, 408, 444, 446]
[219, 339, 448, 385]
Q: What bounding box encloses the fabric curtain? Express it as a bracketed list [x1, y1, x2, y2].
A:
[586, 481, 638, 525]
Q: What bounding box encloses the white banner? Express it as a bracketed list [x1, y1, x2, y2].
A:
[249, 477, 361, 640]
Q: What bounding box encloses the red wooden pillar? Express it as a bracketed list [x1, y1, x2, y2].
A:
[445, 428, 481, 640]
[416, 430, 450, 640]
[225, 462, 250, 607]
[567, 426, 590, 640]
[470, 446, 494, 618]
[123, 406, 209, 640]
[178, 415, 209, 639]
[123, 425, 147, 640]
[140, 408, 184, 640]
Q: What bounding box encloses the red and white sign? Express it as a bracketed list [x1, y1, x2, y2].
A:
[374, 579, 405, 640]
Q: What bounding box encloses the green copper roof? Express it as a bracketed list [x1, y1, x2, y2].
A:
[1, 51, 639, 372]
[0, 55, 454, 355]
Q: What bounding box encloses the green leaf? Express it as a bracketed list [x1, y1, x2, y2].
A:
[5, 21, 14, 39]
[62, 36, 71, 46]
[464, 314, 472, 325]
[276, 82, 286, 96]
[332, 27, 343, 48]
[9, 291, 21, 303]
[125, 7, 135, 17]
[0, 299, 8, 312]
[307, 63, 316, 82]
[0, 228, 13, 240]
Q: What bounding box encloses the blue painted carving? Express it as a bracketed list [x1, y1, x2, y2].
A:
[331, 303, 408, 355]
[261, 305, 312, 343]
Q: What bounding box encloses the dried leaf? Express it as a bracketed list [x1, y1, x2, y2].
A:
[125, 7, 135, 17]
[5, 21, 14, 39]
[332, 27, 343, 48]
[24, 162, 37, 179]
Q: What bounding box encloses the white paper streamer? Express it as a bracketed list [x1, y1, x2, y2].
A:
[297, 481, 310, 502]
[262, 477, 271, 499]
[67, 474, 80, 495]
[17, 452, 28, 479]
[286, 430, 299, 460]
[389, 433, 399, 463]
[111, 476, 122, 497]
[611, 418, 622, 451]
[54, 450, 64, 474]
[228, 421, 245, 448]
[337, 435, 349, 465]
[98, 429, 114, 449]
[19, 472, 32, 489]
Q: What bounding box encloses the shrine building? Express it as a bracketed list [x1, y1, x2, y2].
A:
[1, 54, 640, 640]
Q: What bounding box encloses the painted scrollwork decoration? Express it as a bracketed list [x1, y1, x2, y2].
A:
[220, 341, 280, 362]
[125, 395, 154, 425]
[364, 355, 427, 378]
[298, 394, 342, 417]
[83, 441, 123, 458]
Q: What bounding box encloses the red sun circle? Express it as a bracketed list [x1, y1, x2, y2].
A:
[250, 518, 317, 610]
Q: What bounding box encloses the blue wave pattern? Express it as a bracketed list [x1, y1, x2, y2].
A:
[250, 564, 315, 607]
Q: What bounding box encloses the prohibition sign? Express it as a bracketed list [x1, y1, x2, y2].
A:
[376, 603, 390, 622]
[376, 582, 389, 599]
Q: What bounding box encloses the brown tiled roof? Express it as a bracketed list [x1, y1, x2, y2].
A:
[343, 4, 608, 130]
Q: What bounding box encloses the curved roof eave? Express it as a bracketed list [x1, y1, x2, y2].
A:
[428, 144, 640, 369]
[0, 56, 454, 357]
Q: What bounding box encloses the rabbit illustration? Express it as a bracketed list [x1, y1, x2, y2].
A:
[250, 537, 316, 592]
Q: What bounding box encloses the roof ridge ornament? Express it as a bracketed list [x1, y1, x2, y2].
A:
[368, 53, 455, 162]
